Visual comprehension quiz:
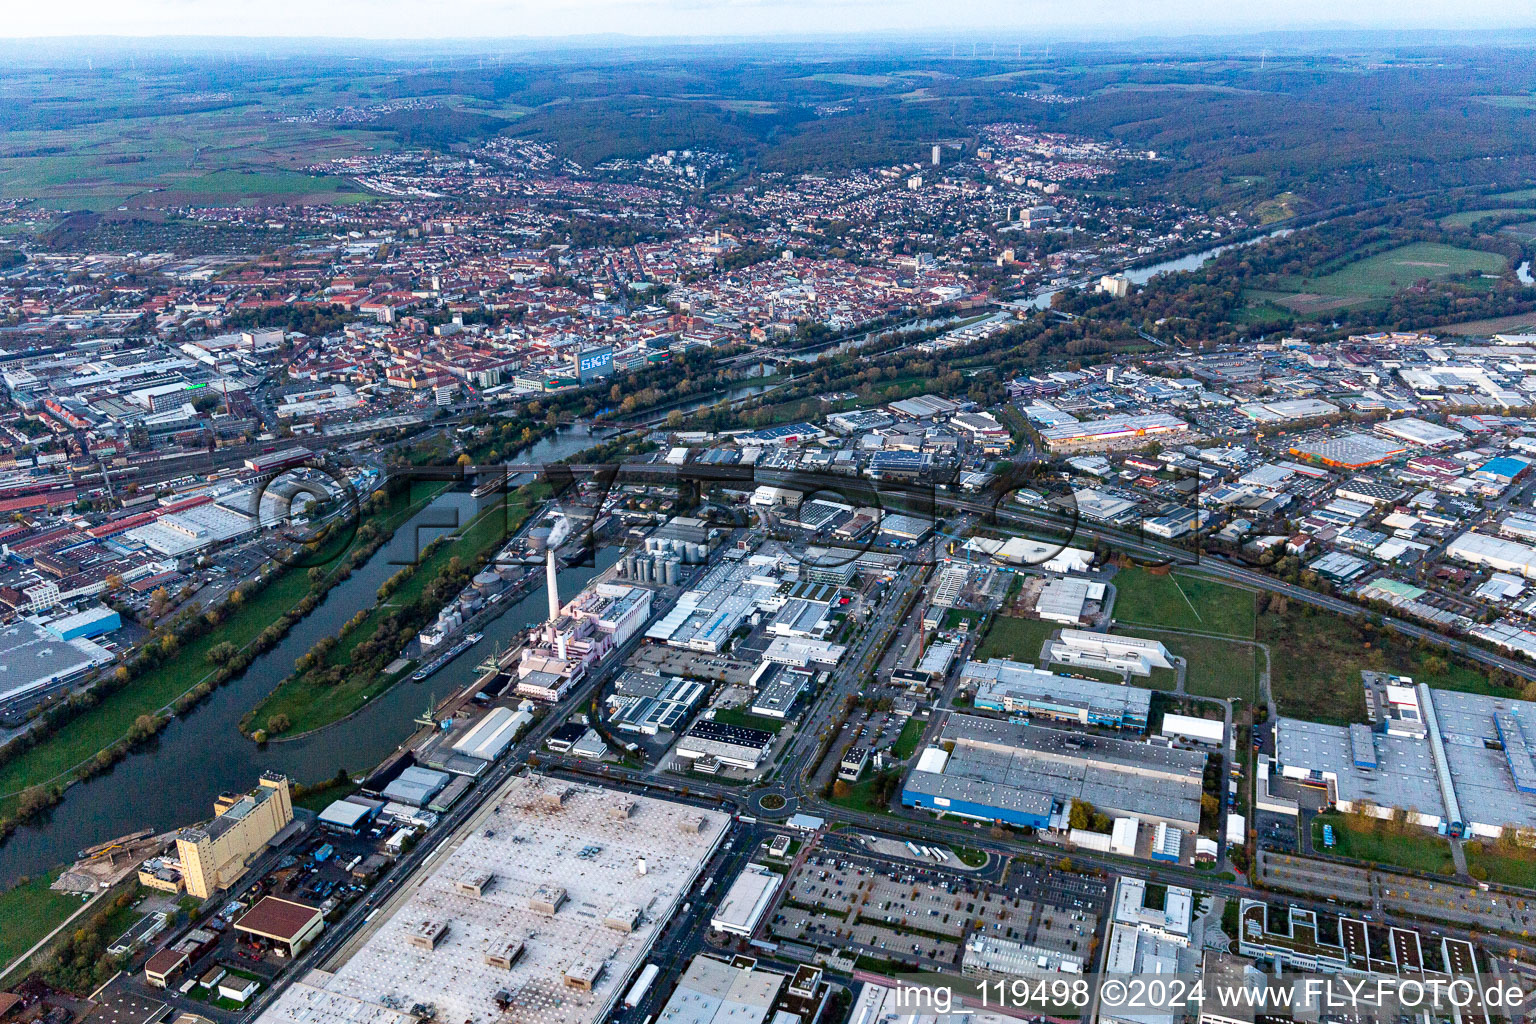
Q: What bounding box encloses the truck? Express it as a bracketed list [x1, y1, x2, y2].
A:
[625, 964, 660, 1009]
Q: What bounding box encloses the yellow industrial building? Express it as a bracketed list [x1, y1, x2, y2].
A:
[176, 772, 293, 899]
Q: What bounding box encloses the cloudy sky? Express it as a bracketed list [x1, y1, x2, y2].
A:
[5, 0, 1531, 38]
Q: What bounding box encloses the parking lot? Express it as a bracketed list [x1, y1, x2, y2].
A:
[768, 848, 1101, 971]
[1255, 810, 1299, 854]
[1003, 858, 1111, 916]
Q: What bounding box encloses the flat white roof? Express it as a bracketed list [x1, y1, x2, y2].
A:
[1160, 714, 1223, 744]
[709, 863, 780, 936]
[257, 775, 729, 1024]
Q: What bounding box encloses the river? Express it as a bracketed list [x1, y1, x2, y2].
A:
[0, 427, 611, 888]
[1029, 227, 1296, 309]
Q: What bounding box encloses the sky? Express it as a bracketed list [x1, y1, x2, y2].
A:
[4, 0, 1532, 39]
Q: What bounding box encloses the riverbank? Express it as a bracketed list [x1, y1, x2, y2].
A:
[243, 481, 549, 738]
[0, 476, 454, 826]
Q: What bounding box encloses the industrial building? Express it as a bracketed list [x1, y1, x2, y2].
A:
[608, 674, 706, 735]
[256, 775, 729, 1024]
[126, 503, 258, 557]
[902, 715, 1205, 831]
[1032, 577, 1101, 624]
[1275, 680, 1536, 838]
[962, 658, 1151, 731]
[1446, 531, 1536, 579]
[1101, 877, 1201, 1024]
[176, 772, 294, 899]
[748, 664, 811, 719]
[646, 550, 786, 653]
[517, 576, 653, 702]
[709, 863, 781, 937]
[675, 720, 774, 773]
[234, 897, 325, 956]
[1237, 398, 1339, 423]
[452, 707, 534, 762]
[382, 765, 451, 808]
[962, 537, 1094, 574]
[0, 615, 116, 706]
[1289, 432, 1407, 469]
[655, 955, 784, 1024]
[317, 797, 380, 834]
[1038, 412, 1188, 451]
[43, 604, 121, 641]
[1046, 630, 1172, 678]
[1160, 714, 1224, 747]
[761, 637, 846, 668]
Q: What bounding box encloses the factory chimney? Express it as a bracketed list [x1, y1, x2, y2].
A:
[546, 547, 561, 625]
[542, 512, 572, 628]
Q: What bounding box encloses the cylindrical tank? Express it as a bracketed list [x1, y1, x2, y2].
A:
[691, 542, 708, 562]
[473, 569, 500, 593]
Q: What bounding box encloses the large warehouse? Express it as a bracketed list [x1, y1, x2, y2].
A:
[256, 775, 728, 1024]
[1445, 531, 1536, 579]
[1038, 413, 1188, 451]
[902, 715, 1206, 831]
[0, 617, 116, 706]
[1274, 681, 1536, 838]
[962, 659, 1151, 731]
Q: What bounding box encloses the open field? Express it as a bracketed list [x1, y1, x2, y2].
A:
[1475, 95, 1536, 110]
[892, 718, 926, 760]
[1111, 568, 1256, 638]
[1439, 207, 1536, 227]
[1313, 813, 1455, 875]
[972, 615, 1057, 663]
[1436, 311, 1536, 335]
[1260, 604, 1511, 725]
[827, 773, 897, 815]
[1464, 844, 1536, 889]
[0, 115, 385, 210]
[1271, 291, 1372, 314]
[0, 869, 81, 970]
[1278, 242, 1508, 299]
[1124, 628, 1259, 701]
[1234, 296, 1294, 324]
[800, 73, 902, 87]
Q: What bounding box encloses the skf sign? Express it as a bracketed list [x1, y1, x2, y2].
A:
[574, 346, 614, 382]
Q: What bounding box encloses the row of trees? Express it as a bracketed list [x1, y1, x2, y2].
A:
[0, 483, 405, 845]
